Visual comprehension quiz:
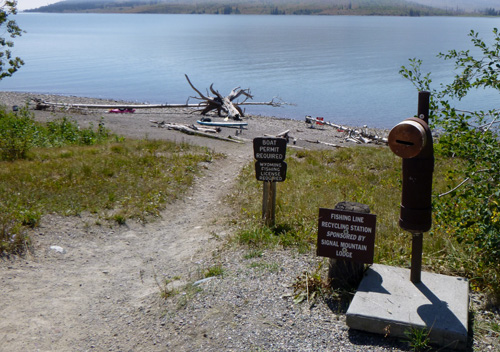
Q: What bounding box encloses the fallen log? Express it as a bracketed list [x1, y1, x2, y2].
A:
[31, 74, 290, 117]
[149, 120, 242, 144]
[264, 129, 291, 143]
[227, 135, 251, 143]
[305, 116, 388, 144]
[302, 139, 342, 148]
[32, 98, 200, 111]
[32, 94, 288, 115]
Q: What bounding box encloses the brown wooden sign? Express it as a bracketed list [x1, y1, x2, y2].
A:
[253, 137, 287, 161]
[317, 208, 376, 264]
[255, 161, 287, 182]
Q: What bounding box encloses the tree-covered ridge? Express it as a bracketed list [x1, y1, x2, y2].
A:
[412, 0, 499, 12]
[25, 0, 473, 16]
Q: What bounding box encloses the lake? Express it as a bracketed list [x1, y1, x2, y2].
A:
[2, 13, 500, 128]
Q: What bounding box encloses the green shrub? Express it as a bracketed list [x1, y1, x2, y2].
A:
[0, 106, 38, 160]
[0, 106, 111, 161]
[0, 206, 31, 256]
[400, 28, 500, 301]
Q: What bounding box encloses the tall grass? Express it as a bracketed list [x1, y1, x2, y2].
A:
[231, 147, 403, 255]
[230, 146, 499, 300]
[0, 106, 217, 256]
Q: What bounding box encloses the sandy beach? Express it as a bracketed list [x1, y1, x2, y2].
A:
[0, 91, 389, 153]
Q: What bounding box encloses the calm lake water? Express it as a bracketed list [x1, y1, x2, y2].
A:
[2, 13, 500, 128]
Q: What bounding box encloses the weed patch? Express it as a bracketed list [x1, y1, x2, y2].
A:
[292, 261, 331, 307]
[204, 264, 224, 278]
[404, 326, 431, 352]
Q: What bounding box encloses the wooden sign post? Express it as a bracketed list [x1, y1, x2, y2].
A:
[253, 137, 287, 227]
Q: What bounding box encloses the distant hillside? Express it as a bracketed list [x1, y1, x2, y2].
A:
[412, 0, 500, 11]
[25, 0, 473, 16]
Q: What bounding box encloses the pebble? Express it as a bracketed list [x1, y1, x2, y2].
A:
[49, 245, 65, 253]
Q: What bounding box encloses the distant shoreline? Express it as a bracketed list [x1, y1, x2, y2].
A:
[21, 11, 488, 17]
[23, 0, 485, 17]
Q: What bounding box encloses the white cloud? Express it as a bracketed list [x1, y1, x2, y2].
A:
[17, 0, 61, 11]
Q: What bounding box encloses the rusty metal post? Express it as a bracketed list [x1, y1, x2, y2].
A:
[411, 92, 430, 284]
[411, 233, 423, 283]
[388, 92, 434, 284]
[418, 91, 430, 124]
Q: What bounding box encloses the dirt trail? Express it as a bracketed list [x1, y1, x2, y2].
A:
[0, 142, 252, 352]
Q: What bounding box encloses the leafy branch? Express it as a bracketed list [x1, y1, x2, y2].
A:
[0, 1, 24, 80]
[400, 28, 500, 299]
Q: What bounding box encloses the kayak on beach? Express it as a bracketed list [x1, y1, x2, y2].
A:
[108, 108, 136, 114]
[197, 120, 248, 128]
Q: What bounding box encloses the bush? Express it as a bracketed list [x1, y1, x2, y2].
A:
[46, 117, 109, 146]
[0, 106, 111, 161]
[400, 28, 500, 300]
[0, 106, 39, 160]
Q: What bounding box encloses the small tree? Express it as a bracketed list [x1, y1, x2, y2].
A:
[400, 29, 500, 298]
[0, 0, 24, 80]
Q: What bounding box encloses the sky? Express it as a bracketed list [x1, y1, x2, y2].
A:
[17, 0, 61, 11]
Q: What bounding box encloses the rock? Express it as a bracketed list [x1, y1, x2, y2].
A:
[49, 245, 65, 254]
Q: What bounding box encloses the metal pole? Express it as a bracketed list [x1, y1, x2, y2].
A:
[418, 91, 430, 124]
[411, 232, 423, 283]
[409, 91, 430, 284]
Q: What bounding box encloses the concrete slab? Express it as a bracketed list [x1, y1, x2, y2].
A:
[346, 264, 469, 350]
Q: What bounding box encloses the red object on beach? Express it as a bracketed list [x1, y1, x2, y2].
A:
[316, 117, 324, 125]
[108, 108, 135, 114]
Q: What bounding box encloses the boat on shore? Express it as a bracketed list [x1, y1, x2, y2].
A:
[108, 108, 136, 114]
[197, 120, 248, 128]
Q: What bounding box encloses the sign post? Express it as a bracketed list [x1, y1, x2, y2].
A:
[253, 137, 287, 227]
[262, 181, 277, 227]
[317, 202, 376, 289]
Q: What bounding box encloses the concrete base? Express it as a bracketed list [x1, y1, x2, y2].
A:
[346, 264, 469, 350]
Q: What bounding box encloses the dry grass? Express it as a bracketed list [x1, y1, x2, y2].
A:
[0, 138, 218, 255]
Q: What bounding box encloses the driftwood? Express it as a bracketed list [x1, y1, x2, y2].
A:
[185, 74, 251, 120]
[184, 74, 288, 120]
[31, 98, 195, 111]
[227, 135, 251, 143]
[264, 129, 342, 149]
[302, 139, 342, 148]
[305, 116, 388, 144]
[149, 120, 242, 143]
[264, 129, 291, 143]
[32, 74, 288, 118]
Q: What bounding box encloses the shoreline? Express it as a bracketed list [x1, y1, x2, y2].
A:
[0, 91, 389, 150]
